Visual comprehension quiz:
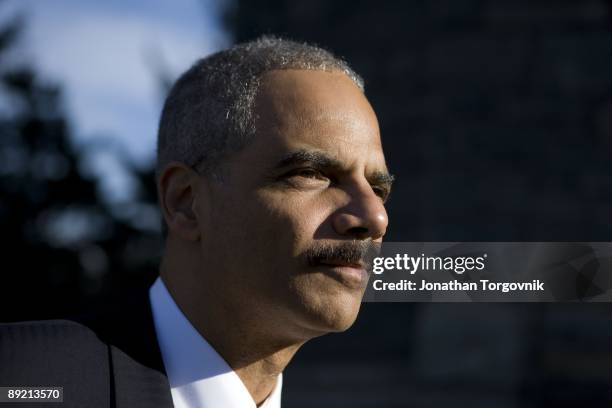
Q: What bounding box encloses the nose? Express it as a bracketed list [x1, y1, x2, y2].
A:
[332, 183, 388, 240]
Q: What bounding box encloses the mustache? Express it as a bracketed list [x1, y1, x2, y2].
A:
[305, 240, 382, 269]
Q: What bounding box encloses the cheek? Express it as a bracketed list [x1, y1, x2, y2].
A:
[205, 186, 335, 288]
[254, 190, 332, 254]
[206, 189, 309, 264]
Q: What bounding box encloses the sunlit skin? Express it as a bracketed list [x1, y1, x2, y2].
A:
[157, 69, 392, 405]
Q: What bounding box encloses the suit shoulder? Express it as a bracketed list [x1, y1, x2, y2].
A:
[0, 319, 110, 394]
[0, 319, 104, 350]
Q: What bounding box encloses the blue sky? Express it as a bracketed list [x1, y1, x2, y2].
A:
[2, 0, 230, 199]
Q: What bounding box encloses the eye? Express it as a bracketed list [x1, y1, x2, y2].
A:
[372, 185, 390, 202]
[286, 168, 328, 180]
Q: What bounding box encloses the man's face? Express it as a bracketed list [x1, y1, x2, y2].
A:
[196, 69, 391, 341]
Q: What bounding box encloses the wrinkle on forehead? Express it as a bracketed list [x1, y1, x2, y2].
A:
[254, 69, 381, 148]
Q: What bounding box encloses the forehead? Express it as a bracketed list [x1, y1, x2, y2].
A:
[251, 69, 385, 168]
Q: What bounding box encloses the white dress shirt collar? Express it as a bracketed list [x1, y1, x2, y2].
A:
[149, 277, 283, 408]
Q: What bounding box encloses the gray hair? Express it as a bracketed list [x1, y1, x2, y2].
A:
[156, 36, 364, 181]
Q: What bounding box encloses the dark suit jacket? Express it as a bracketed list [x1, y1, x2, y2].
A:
[0, 288, 174, 408]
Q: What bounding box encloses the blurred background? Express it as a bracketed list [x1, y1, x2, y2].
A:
[1, 0, 612, 406]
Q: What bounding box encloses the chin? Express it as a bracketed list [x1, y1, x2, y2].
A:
[324, 311, 361, 333]
[299, 290, 364, 335]
[286, 271, 366, 337]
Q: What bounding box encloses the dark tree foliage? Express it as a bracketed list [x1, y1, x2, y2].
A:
[0, 15, 161, 321]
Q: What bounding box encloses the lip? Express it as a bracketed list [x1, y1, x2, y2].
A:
[316, 261, 368, 289]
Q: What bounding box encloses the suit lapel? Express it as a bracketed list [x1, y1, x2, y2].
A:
[110, 344, 174, 408]
[77, 285, 174, 407]
[109, 287, 173, 407]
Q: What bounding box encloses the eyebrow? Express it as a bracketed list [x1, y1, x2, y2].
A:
[369, 171, 395, 187]
[273, 149, 395, 191]
[275, 150, 343, 170]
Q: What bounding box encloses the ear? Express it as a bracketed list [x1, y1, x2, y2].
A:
[157, 161, 204, 241]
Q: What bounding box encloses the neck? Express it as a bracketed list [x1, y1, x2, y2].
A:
[232, 344, 301, 405]
[160, 250, 310, 404]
